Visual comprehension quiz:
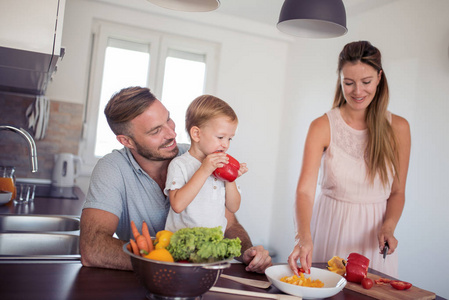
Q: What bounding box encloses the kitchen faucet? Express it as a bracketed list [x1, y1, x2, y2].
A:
[0, 125, 38, 172]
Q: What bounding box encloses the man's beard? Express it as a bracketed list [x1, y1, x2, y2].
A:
[133, 138, 178, 161]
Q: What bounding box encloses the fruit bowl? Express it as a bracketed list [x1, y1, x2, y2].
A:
[123, 243, 232, 300]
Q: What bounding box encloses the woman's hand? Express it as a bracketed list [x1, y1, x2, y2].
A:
[288, 238, 313, 275]
[378, 227, 398, 256]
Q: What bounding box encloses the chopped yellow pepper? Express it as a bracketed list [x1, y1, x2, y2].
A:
[280, 273, 324, 288]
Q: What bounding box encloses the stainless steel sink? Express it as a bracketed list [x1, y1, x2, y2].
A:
[0, 215, 80, 233]
[0, 233, 80, 260]
[0, 215, 81, 261]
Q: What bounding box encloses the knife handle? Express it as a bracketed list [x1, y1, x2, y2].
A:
[382, 241, 389, 259]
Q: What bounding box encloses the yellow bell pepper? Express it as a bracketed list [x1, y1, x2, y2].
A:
[327, 256, 346, 276]
[154, 230, 173, 249]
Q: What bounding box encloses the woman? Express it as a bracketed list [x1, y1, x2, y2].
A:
[288, 41, 411, 277]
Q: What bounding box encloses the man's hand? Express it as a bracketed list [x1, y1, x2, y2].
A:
[224, 210, 272, 273]
[241, 245, 272, 273]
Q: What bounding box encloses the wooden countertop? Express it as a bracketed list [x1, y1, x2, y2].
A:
[0, 262, 443, 300]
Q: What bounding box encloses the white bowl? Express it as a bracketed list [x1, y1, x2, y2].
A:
[265, 265, 347, 299]
[0, 191, 13, 205]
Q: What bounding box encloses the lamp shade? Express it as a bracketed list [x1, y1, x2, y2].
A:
[277, 0, 348, 38]
[147, 0, 220, 12]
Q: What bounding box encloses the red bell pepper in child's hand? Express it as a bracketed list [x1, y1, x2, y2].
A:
[345, 253, 370, 283]
[212, 154, 240, 182]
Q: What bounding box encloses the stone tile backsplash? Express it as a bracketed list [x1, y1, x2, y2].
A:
[0, 93, 83, 180]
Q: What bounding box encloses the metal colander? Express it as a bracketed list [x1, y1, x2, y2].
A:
[123, 243, 231, 300]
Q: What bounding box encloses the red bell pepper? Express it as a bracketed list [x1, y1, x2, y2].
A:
[347, 253, 370, 269]
[345, 252, 370, 283]
[390, 280, 412, 290]
[212, 154, 240, 182]
[375, 277, 391, 285]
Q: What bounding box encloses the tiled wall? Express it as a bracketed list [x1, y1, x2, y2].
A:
[0, 93, 83, 180]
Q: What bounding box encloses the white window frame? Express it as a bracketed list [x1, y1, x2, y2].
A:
[79, 20, 219, 172]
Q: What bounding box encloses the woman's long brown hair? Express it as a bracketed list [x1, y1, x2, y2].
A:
[333, 41, 399, 188]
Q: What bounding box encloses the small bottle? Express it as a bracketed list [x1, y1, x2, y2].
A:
[0, 166, 16, 204]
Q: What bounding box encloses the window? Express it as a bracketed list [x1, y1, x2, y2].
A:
[95, 38, 150, 157]
[81, 21, 218, 168]
[161, 49, 206, 146]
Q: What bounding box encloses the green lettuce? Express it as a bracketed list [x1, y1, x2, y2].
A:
[166, 227, 241, 263]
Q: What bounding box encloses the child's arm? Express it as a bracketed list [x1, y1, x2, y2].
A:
[169, 167, 209, 213]
[224, 162, 248, 213]
[224, 182, 241, 213]
[170, 153, 228, 213]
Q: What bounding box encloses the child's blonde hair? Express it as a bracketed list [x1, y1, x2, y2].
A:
[185, 95, 238, 138]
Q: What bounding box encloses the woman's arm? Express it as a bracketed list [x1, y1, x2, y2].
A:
[288, 115, 330, 275]
[378, 115, 411, 254]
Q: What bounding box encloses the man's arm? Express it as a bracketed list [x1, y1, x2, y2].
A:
[80, 208, 132, 270]
[224, 209, 272, 273]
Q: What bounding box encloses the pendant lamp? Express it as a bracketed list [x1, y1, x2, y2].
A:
[277, 0, 348, 38]
[147, 0, 220, 12]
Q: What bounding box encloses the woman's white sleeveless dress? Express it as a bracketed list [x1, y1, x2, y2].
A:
[310, 107, 398, 277]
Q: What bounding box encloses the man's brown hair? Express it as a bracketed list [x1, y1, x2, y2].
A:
[104, 86, 157, 136]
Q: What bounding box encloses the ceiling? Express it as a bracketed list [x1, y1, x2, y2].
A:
[93, 0, 397, 28]
[214, 0, 396, 25]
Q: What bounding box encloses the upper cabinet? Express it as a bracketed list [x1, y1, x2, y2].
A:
[0, 0, 66, 96]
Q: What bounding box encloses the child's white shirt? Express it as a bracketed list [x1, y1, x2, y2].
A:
[164, 151, 241, 233]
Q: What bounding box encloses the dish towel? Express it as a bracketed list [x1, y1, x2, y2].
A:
[26, 96, 50, 140]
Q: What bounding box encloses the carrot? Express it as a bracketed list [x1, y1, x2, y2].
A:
[129, 239, 139, 256]
[136, 235, 149, 254]
[126, 243, 132, 252]
[141, 221, 154, 252]
[130, 220, 141, 240]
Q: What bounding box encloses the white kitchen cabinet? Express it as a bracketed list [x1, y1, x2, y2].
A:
[0, 0, 66, 95]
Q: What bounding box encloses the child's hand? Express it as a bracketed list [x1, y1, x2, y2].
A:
[237, 162, 248, 178]
[201, 152, 228, 175]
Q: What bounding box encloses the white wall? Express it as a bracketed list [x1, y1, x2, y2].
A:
[271, 0, 449, 298]
[46, 0, 290, 254]
[46, 0, 449, 298]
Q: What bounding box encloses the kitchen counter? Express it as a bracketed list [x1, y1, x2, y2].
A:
[0, 191, 443, 299]
[0, 262, 443, 300]
[0, 186, 85, 216]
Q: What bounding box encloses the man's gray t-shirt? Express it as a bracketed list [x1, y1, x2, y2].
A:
[82, 144, 189, 241]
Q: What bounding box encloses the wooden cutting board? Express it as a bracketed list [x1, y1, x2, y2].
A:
[344, 273, 436, 300]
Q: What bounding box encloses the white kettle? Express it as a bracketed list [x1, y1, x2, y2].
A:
[52, 153, 82, 187]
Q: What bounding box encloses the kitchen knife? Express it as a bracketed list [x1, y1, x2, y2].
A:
[382, 241, 389, 260]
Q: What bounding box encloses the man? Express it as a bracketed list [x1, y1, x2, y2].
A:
[80, 86, 272, 272]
